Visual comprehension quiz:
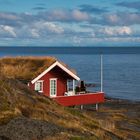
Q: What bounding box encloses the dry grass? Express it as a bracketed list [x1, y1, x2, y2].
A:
[0, 56, 56, 81]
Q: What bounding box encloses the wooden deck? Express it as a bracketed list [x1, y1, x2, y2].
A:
[53, 92, 104, 106]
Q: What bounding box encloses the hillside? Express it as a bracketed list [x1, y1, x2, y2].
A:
[0, 56, 56, 81]
[0, 76, 109, 140]
[0, 57, 140, 140]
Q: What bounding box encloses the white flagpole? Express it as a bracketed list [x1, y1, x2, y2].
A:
[101, 54, 103, 92]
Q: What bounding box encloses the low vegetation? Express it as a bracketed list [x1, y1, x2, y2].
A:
[0, 57, 140, 140]
[0, 56, 56, 81]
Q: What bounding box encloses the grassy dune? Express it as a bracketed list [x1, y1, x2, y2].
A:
[0, 57, 140, 140]
[0, 56, 56, 81]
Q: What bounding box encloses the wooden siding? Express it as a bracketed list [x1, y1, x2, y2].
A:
[53, 92, 105, 106]
[29, 66, 74, 96]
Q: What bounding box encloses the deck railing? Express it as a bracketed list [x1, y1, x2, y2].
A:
[54, 92, 104, 106]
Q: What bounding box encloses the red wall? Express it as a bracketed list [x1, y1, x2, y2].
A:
[54, 92, 105, 106]
[29, 66, 73, 97]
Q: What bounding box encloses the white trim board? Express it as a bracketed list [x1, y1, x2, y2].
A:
[31, 61, 80, 84]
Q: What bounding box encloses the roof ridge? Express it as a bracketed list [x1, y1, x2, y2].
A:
[31, 60, 80, 84]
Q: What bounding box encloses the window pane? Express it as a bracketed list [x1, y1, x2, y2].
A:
[35, 82, 42, 91]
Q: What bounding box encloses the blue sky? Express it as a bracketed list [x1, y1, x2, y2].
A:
[0, 0, 140, 46]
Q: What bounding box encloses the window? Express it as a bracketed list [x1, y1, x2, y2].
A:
[67, 79, 73, 91]
[50, 79, 57, 97]
[35, 81, 43, 92]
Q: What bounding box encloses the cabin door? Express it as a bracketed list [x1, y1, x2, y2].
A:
[50, 79, 57, 97]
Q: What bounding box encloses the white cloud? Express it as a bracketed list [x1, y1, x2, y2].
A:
[12, 21, 64, 39]
[118, 26, 132, 35]
[99, 26, 132, 36]
[30, 21, 64, 34]
[107, 14, 119, 23]
[0, 12, 18, 20]
[49, 9, 68, 20]
[102, 37, 140, 43]
[30, 29, 40, 38]
[0, 25, 16, 37]
[72, 9, 90, 21]
[102, 12, 140, 26]
[39, 9, 91, 22]
[41, 22, 64, 34]
[73, 36, 82, 45]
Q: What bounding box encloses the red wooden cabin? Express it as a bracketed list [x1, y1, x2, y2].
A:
[29, 61, 104, 107]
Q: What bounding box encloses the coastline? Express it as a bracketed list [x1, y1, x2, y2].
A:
[105, 96, 140, 103]
[83, 95, 140, 139]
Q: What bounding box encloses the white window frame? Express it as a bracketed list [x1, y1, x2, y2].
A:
[35, 80, 44, 93]
[50, 78, 57, 97]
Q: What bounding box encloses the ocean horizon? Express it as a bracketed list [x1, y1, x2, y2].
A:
[0, 46, 140, 56]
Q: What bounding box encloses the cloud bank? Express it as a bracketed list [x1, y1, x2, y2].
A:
[0, 2, 140, 46]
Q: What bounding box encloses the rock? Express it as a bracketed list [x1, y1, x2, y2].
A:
[0, 136, 11, 140]
[0, 117, 63, 140]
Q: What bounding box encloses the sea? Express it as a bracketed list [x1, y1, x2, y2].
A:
[0, 47, 140, 101]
